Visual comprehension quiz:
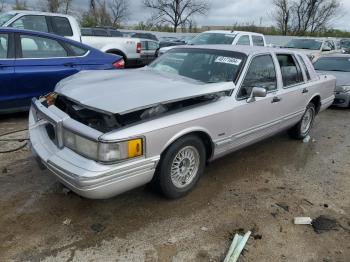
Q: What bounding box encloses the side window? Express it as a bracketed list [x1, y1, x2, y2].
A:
[20, 35, 67, 58]
[10, 15, 48, 33]
[51, 17, 73, 37]
[297, 55, 311, 81]
[252, 36, 265, 46]
[238, 55, 277, 99]
[141, 40, 147, 50]
[93, 29, 108, 37]
[236, 35, 250, 46]
[68, 44, 88, 56]
[0, 34, 8, 59]
[148, 41, 159, 50]
[277, 54, 304, 87]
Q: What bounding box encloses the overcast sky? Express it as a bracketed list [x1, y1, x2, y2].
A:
[4, 0, 350, 30]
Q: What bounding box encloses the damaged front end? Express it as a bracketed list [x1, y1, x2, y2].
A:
[52, 91, 227, 133]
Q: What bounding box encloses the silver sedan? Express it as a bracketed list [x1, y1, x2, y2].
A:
[29, 46, 336, 199]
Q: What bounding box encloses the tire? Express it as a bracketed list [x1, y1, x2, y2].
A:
[153, 135, 206, 199]
[288, 103, 316, 140]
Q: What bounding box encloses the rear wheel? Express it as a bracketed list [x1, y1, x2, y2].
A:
[154, 135, 206, 199]
[288, 103, 316, 139]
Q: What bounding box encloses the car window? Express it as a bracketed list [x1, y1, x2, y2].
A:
[277, 54, 304, 87]
[297, 55, 311, 81]
[110, 30, 122, 37]
[68, 44, 88, 56]
[148, 41, 159, 50]
[236, 35, 250, 46]
[149, 48, 246, 84]
[93, 29, 108, 37]
[324, 41, 335, 51]
[190, 33, 236, 45]
[252, 35, 264, 46]
[20, 35, 67, 58]
[51, 16, 73, 37]
[237, 55, 277, 99]
[314, 57, 350, 72]
[10, 15, 48, 33]
[141, 40, 147, 50]
[285, 39, 322, 50]
[0, 13, 17, 26]
[0, 34, 8, 59]
[81, 28, 93, 36]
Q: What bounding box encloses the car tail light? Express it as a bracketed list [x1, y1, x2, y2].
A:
[112, 59, 125, 69]
[136, 42, 141, 53]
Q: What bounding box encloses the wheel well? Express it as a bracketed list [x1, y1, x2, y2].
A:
[106, 49, 127, 60]
[163, 131, 214, 161]
[310, 96, 321, 114]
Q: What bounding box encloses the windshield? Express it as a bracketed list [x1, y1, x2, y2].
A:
[0, 13, 16, 26]
[190, 33, 236, 45]
[314, 57, 350, 72]
[285, 39, 322, 50]
[149, 48, 246, 83]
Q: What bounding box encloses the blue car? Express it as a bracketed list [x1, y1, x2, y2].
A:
[0, 28, 124, 113]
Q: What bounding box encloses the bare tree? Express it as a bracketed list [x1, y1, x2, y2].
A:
[13, 0, 28, 10]
[0, 0, 5, 12]
[62, 0, 73, 14]
[109, 0, 129, 27]
[143, 0, 209, 32]
[272, 0, 291, 35]
[272, 0, 342, 35]
[41, 0, 61, 12]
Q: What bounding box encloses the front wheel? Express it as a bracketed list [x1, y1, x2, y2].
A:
[154, 135, 206, 199]
[288, 103, 316, 140]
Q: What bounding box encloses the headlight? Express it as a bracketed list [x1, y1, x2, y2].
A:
[63, 129, 143, 162]
[336, 86, 350, 93]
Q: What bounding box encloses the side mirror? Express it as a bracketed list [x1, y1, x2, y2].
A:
[247, 87, 267, 103]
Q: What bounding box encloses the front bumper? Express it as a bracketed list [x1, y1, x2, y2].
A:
[29, 98, 159, 199]
[333, 91, 350, 108]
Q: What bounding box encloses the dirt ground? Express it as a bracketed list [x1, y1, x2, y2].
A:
[0, 108, 349, 262]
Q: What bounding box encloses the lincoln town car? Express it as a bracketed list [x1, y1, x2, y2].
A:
[29, 46, 336, 199]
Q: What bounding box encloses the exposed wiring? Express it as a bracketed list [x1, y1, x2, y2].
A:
[0, 128, 29, 154]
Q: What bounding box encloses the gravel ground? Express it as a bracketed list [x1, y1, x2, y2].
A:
[0, 108, 349, 262]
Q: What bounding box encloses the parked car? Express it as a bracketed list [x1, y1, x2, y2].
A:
[339, 39, 350, 54]
[0, 10, 81, 42]
[130, 32, 158, 41]
[0, 28, 123, 113]
[0, 11, 145, 67]
[284, 38, 339, 62]
[140, 39, 160, 65]
[29, 46, 335, 199]
[314, 54, 350, 107]
[81, 27, 123, 37]
[158, 31, 267, 55]
[159, 36, 185, 48]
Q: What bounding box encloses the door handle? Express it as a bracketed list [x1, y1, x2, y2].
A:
[302, 88, 309, 94]
[64, 62, 76, 67]
[271, 96, 282, 103]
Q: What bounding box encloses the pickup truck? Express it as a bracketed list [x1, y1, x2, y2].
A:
[29, 46, 335, 199]
[0, 11, 146, 67]
[158, 30, 266, 55]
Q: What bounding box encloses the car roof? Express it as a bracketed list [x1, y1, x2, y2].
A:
[202, 30, 264, 36]
[7, 10, 74, 19]
[171, 45, 304, 56]
[316, 54, 350, 58]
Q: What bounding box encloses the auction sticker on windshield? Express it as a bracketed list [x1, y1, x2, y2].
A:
[215, 56, 242, 65]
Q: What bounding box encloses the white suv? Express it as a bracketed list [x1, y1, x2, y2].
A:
[158, 30, 267, 55]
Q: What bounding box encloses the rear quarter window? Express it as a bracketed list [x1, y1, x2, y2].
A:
[0, 34, 8, 58]
[50, 16, 73, 37]
[68, 44, 88, 56]
[252, 35, 265, 46]
[297, 55, 311, 81]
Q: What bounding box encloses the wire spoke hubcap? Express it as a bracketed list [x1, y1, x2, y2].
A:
[170, 146, 200, 189]
[301, 107, 314, 134]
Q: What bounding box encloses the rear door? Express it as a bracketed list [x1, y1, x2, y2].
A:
[0, 33, 17, 111]
[14, 33, 82, 103]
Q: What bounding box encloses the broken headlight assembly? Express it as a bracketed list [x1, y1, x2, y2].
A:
[63, 129, 143, 163]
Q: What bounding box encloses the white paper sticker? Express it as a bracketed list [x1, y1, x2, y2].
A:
[215, 56, 242, 65]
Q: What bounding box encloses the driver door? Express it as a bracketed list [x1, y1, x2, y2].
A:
[229, 54, 285, 148]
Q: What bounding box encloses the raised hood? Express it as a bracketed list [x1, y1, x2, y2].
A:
[55, 68, 235, 115]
